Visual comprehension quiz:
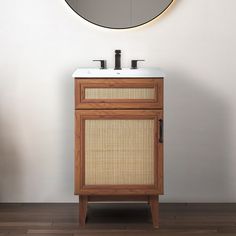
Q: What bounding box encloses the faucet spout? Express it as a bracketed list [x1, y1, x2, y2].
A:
[114, 50, 121, 70]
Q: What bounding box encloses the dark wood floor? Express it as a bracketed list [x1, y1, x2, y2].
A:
[0, 203, 236, 236]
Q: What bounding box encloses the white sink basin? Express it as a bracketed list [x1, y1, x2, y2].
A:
[72, 68, 165, 78]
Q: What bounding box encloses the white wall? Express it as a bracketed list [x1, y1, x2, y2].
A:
[0, 0, 236, 202]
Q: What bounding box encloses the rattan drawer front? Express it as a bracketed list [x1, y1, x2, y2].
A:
[75, 78, 163, 109]
[85, 88, 155, 99]
[85, 119, 154, 185]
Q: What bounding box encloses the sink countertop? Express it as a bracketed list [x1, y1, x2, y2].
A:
[73, 68, 165, 78]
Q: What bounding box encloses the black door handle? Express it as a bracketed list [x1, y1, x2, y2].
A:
[159, 119, 163, 143]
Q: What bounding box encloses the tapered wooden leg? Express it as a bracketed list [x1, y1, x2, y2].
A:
[79, 195, 88, 227]
[149, 195, 159, 228]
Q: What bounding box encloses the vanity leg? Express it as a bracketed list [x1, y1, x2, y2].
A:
[79, 195, 88, 226]
[150, 195, 159, 228]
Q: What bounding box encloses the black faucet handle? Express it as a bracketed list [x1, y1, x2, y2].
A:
[93, 60, 107, 69]
[131, 60, 145, 69]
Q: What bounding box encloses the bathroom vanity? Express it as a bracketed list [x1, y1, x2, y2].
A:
[74, 68, 164, 228]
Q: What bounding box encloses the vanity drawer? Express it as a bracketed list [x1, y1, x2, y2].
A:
[75, 78, 163, 109]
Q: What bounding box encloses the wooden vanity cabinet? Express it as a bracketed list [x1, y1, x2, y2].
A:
[74, 78, 164, 228]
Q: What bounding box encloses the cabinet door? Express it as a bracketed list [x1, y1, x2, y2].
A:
[75, 110, 163, 195]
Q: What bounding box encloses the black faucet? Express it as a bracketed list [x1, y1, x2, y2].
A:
[114, 50, 121, 70]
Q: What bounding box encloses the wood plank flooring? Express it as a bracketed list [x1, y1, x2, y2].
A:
[0, 203, 236, 235]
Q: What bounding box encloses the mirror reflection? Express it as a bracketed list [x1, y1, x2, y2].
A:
[65, 0, 174, 29]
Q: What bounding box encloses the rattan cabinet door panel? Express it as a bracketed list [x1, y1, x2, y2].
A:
[75, 110, 163, 195]
[85, 119, 154, 185]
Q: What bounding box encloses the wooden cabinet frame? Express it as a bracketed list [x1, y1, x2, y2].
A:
[75, 110, 163, 196]
[74, 77, 164, 228]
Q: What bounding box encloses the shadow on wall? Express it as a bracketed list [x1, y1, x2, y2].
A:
[0, 116, 22, 202]
[58, 70, 76, 201]
[164, 69, 231, 202]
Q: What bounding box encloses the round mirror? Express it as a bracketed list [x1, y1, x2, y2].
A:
[65, 0, 174, 29]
